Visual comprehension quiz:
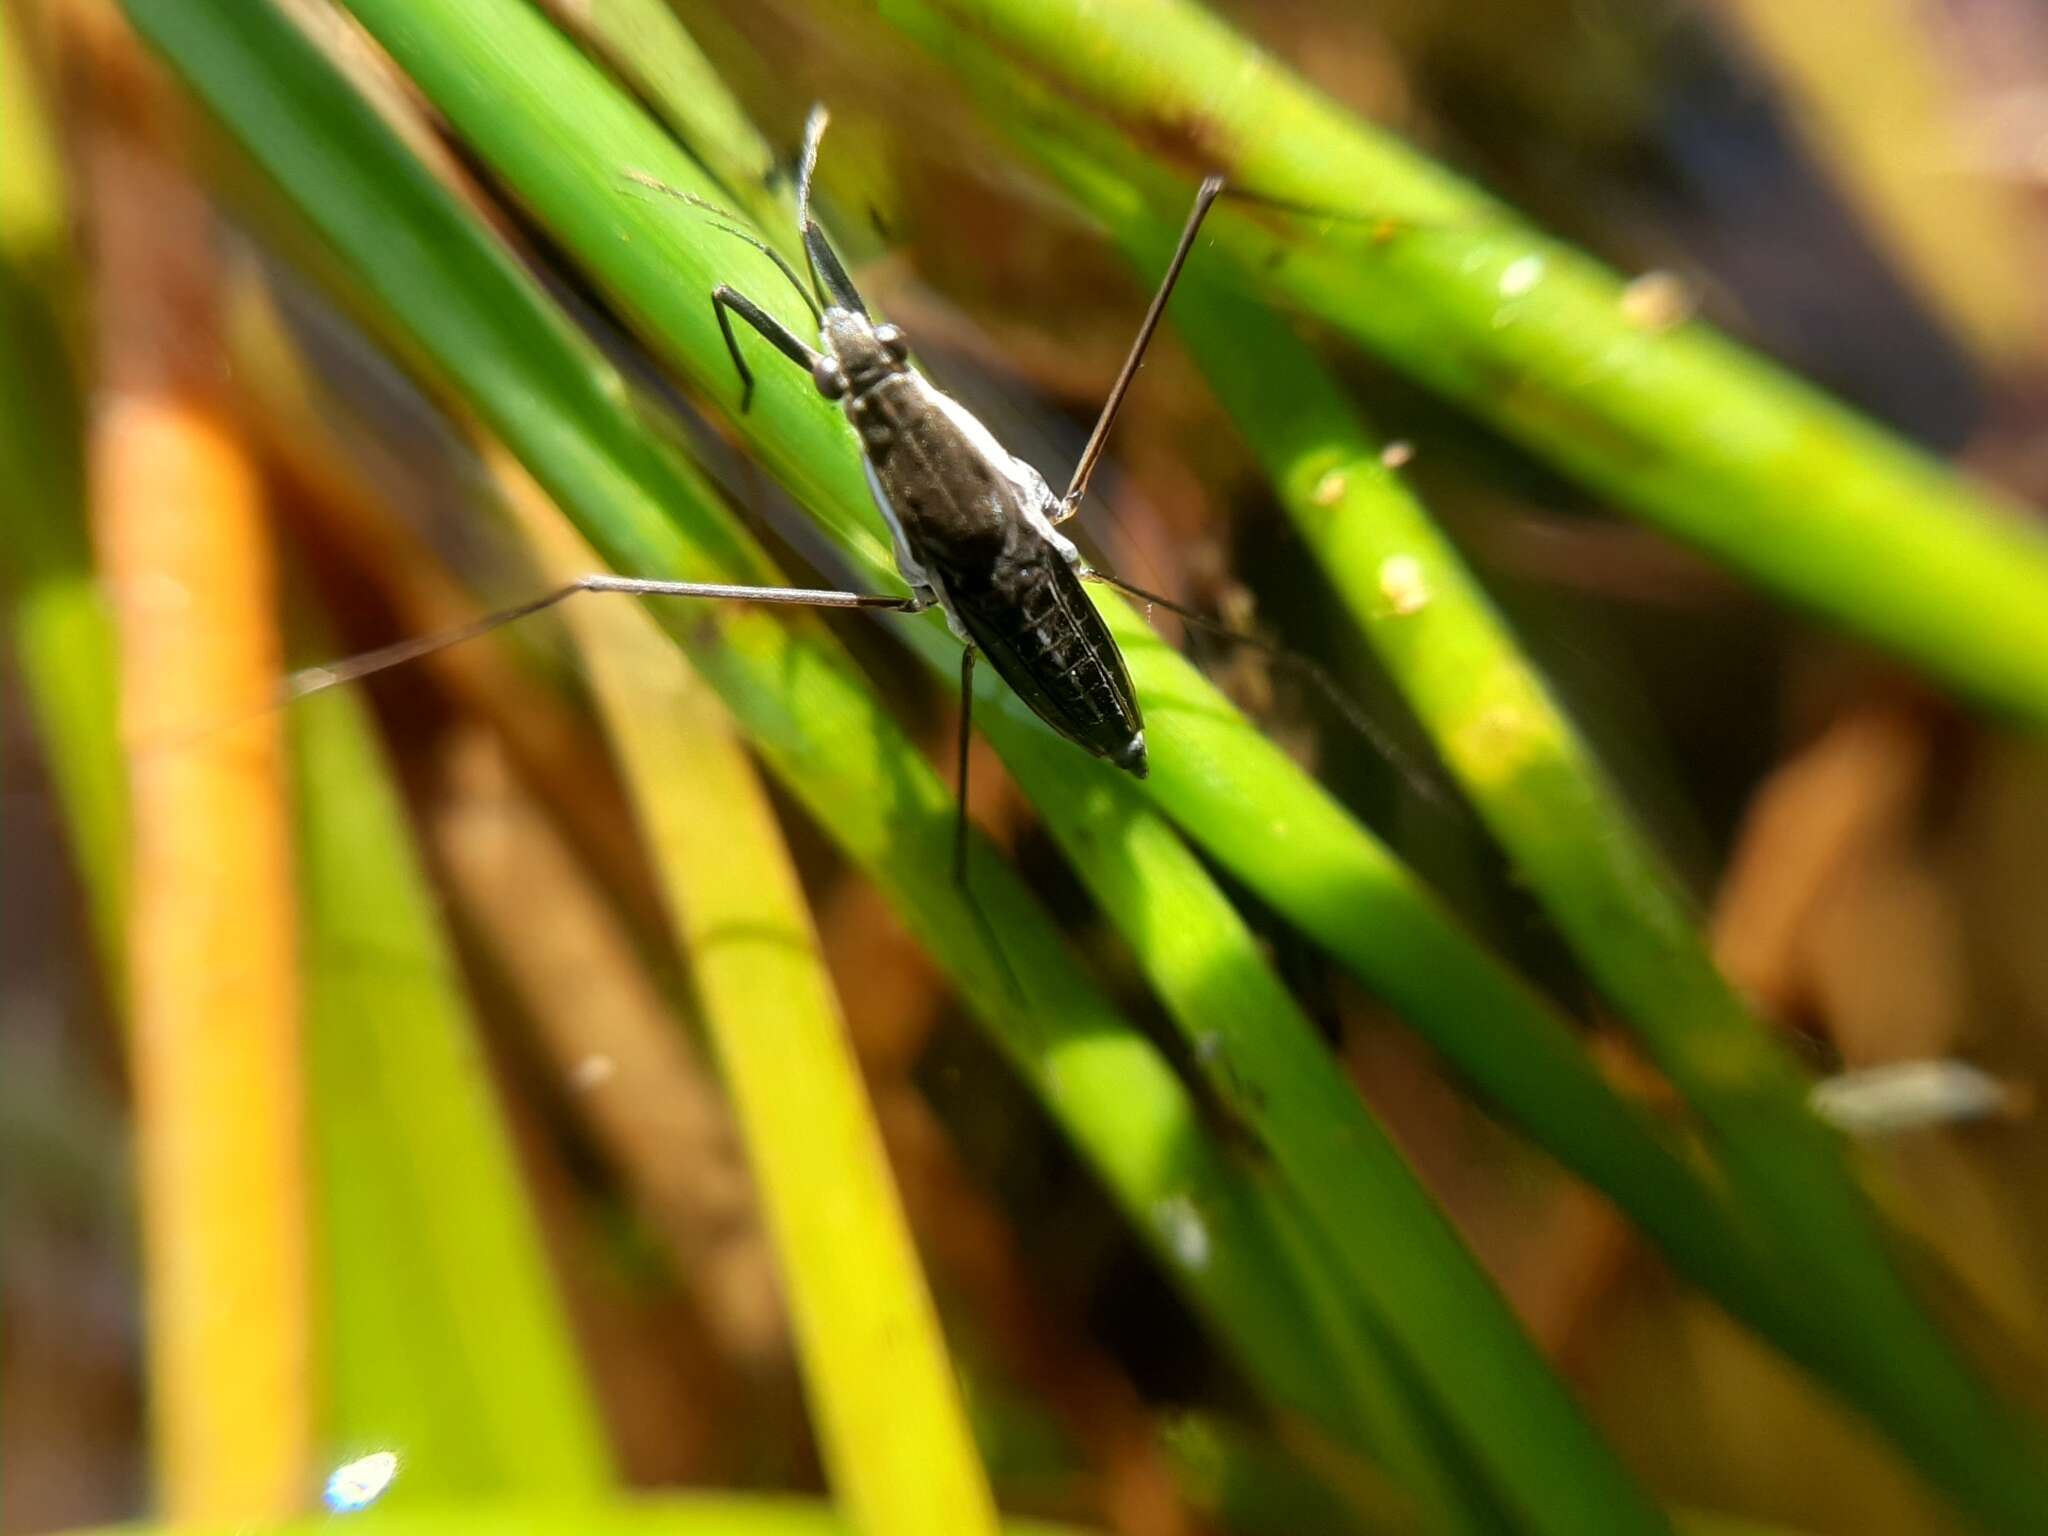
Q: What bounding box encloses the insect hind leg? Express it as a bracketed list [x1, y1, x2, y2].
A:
[281, 574, 923, 704]
[949, 644, 1024, 999]
[1081, 567, 1458, 812]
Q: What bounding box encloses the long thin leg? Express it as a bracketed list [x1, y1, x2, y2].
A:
[947, 645, 1021, 997]
[713, 284, 819, 412]
[1082, 567, 1454, 809]
[1059, 176, 1226, 521]
[1057, 176, 1473, 523]
[283, 574, 922, 703]
[953, 645, 977, 886]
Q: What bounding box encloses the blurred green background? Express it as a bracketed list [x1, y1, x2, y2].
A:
[9, 0, 2048, 1533]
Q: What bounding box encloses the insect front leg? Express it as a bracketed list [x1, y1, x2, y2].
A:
[711, 284, 819, 413]
[1052, 176, 1423, 526]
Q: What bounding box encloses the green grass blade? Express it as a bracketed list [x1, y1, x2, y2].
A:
[874, 0, 2048, 731]
[117, 0, 1400, 1465]
[291, 675, 613, 1498]
[510, 488, 999, 1536]
[1246, 1196, 1512, 1535]
[987, 710, 1663, 1532]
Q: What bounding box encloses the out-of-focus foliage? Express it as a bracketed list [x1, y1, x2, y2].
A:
[11, 0, 2048, 1534]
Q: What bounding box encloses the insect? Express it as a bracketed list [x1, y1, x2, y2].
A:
[290, 108, 1416, 912]
[301, 107, 1248, 879]
[697, 107, 1228, 796]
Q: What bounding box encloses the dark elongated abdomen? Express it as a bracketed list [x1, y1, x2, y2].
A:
[937, 523, 1146, 775]
[853, 372, 1146, 775]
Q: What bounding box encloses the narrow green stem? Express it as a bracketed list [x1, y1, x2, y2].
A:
[880, 0, 2048, 730]
[987, 717, 1666, 1532]
[293, 673, 614, 1498]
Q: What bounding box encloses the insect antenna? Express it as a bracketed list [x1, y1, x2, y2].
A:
[621, 171, 820, 324]
[700, 222, 820, 326]
[797, 104, 827, 236]
[793, 105, 871, 317]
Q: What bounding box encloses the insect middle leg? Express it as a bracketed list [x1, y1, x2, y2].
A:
[1056, 175, 1227, 523]
[948, 643, 1024, 995]
[712, 284, 819, 413]
[275, 568, 1030, 982]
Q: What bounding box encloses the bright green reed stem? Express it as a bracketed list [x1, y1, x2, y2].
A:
[988, 720, 1664, 1533]
[879, 0, 2048, 731]
[1159, 243, 2048, 1533]
[293, 680, 614, 1501]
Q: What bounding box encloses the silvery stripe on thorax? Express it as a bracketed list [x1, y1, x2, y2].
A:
[921, 387, 1082, 568]
[854, 372, 1082, 646]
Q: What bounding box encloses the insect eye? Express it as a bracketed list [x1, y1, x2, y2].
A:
[812, 356, 848, 399]
[874, 323, 909, 363]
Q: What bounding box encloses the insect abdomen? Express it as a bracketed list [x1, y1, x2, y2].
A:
[943, 532, 1146, 775]
[851, 374, 1146, 775]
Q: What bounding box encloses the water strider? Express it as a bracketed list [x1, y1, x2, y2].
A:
[294, 106, 1405, 897]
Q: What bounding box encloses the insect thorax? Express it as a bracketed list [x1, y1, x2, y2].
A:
[849, 372, 1027, 561]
